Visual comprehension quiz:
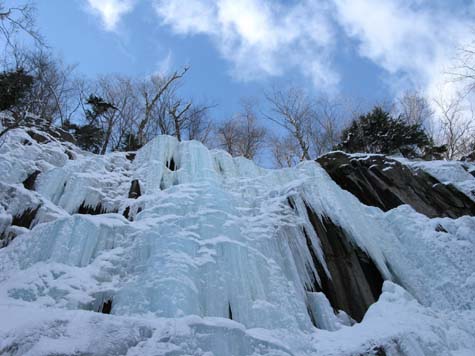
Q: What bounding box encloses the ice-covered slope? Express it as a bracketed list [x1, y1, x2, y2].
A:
[1, 128, 475, 356]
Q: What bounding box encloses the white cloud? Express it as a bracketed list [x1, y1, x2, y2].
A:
[332, 0, 473, 97]
[85, 0, 135, 31]
[83, 0, 474, 104]
[153, 0, 339, 89]
[153, 0, 473, 99]
[332, 0, 475, 130]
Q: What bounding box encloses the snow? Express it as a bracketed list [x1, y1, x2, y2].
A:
[0, 128, 474, 355]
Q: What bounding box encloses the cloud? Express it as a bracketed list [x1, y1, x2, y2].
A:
[153, 0, 340, 89]
[332, 0, 473, 97]
[85, 0, 135, 31]
[153, 0, 474, 99]
[83, 0, 474, 105]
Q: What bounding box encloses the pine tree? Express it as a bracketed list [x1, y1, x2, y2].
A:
[61, 120, 104, 153]
[0, 68, 34, 112]
[84, 95, 117, 122]
[338, 106, 431, 157]
[76, 95, 115, 153]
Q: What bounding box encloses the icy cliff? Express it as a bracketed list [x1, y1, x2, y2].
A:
[1, 127, 475, 356]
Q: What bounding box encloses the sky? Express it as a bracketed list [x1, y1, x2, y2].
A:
[32, 0, 475, 122]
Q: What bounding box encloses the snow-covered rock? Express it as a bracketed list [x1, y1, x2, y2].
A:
[318, 151, 475, 217]
[0, 128, 474, 355]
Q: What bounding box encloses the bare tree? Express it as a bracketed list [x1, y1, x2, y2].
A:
[91, 75, 138, 154]
[265, 88, 346, 164]
[311, 97, 343, 156]
[217, 101, 267, 160]
[269, 134, 301, 167]
[136, 67, 188, 145]
[167, 97, 191, 142]
[434, 92, 474, 159]
[449, 38, 475, 94]
[0, 1, 44, 53]
[218, 116, 240, 156]
[148, 88, 174, 136]
[397, 91, 433, 126]
[265, 86, 314, 161]
[394, 91, 436, 150]
[185, 103, 214, 145]
[21, 50, 79, 125]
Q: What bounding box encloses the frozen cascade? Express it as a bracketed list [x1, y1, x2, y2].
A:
[0, 129, 475, 355]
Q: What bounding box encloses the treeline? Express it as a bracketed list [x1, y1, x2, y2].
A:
[1, 2, 474, 165]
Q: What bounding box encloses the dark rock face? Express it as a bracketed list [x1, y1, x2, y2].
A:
[304, 203, 384, 322]
[0, 182, 43, 248]
[99, 298, 113, 314]
[123, 207, 131, 220]
[317, 151, 475, 218]
[128, 180, 141, 199]
[1, 206, 41, 247]
[22, 170, 41, 190]
[19, 116, 76, 144]
[12, 206, 40, 229]
[77, 202, 106, 215]
[125, 152, 136, 161]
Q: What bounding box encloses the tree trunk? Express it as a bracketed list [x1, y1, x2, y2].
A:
[137, 112, 149, 147]
[174, 118, 181, 142]
[100, 120, 113, 155]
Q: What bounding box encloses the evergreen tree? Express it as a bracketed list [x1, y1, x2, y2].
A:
[72, 95, 116, 153]
[85, 95, 117, 122]
[338, 106, 431, 157]
[75, 123, 104, 153]
[61, 120, 104, 154]
[0, 68, 34, 112]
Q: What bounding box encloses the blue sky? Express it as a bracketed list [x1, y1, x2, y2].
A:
[34, 0, 474, 121]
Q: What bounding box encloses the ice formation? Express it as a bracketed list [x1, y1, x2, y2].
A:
[0, 127, 475, 355]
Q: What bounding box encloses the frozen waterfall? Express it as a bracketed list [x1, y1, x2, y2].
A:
[1, 129, 475, 355]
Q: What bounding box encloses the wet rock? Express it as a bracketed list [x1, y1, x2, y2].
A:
[27, 130, 49, 143]
[125, 152, 136, 161]
[304, 203, 384, 322]
[22, 170, 41, 191]
[123, 206, 131, 220]
[317, 152, 475, 218]
[128, 180, 141, 199]
[0, 226, 29, 248]
[99, 298, 113, 314]
[25, 116, 76, 144]
[77, 202, 106, 215]
[12, 206, 40, 229]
